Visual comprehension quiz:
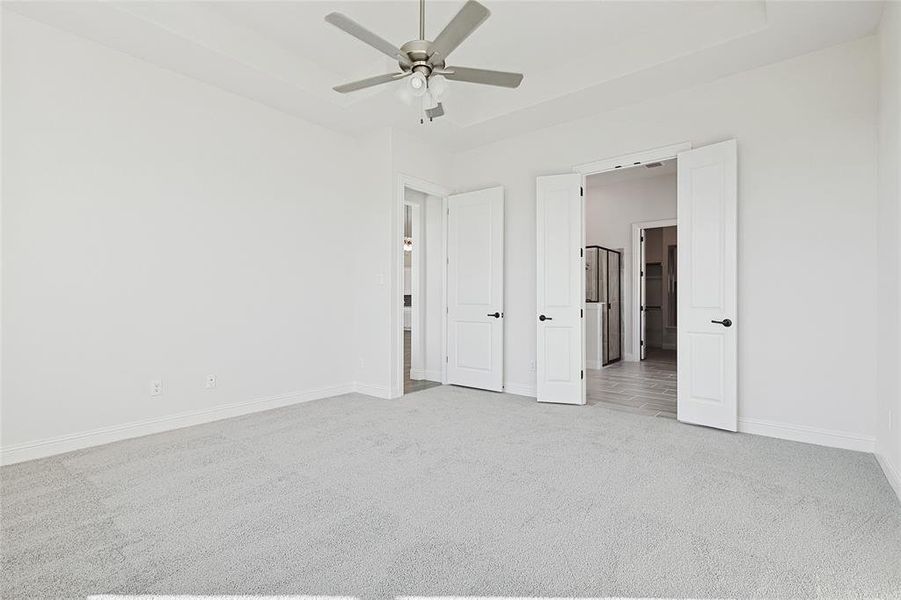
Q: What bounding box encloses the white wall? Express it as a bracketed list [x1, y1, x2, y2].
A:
[876, 2, 901, 499]
[353, 129, 452, 397]
[349, 129, 393, 398]
[452, 37, 879, 450]
[1, 13, 367, 460]
[586, 171, 677, 358]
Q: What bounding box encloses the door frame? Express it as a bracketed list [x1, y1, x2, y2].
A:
[632, 218, 678, 362]
[574, 142, 690, 369]
[393, 174, 450, 398]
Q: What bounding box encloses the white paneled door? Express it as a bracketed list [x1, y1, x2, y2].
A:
[446, 186, 504, 391]
[639, 229, 647, 360]
[677, 140, 738, 431]
[536, 174, 584, 405]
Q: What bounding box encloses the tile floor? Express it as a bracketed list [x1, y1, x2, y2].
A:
[587, 348, 677, 418]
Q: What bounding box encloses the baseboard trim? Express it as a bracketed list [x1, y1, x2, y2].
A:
[353, 382, 392, 399]
[409, 369, 442, 382]
[504, 382, 537, 397]
[0, 383, 356, 466]
[876, 452, 901, 504]
[586, 360, 603, 370]
[737, 417, 875, 453]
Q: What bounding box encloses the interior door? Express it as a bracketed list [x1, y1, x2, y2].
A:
[640, 231, 647, 360]
[677, 139, 738, 431]
[536, 174, 584, 405]
[607, 250, 622, 363]
[446, 186, 504, 391]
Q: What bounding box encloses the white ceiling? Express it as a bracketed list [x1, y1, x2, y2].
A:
[5, 1, 885, 151]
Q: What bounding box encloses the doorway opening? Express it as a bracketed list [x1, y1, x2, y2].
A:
[401, 186, 443, 395]
[583, 158, 678, 418]
[538, 139, 735, 426]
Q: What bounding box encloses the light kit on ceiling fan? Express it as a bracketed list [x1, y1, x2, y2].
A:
[409, 72, 428, 97]
[325, 0, 523, 123]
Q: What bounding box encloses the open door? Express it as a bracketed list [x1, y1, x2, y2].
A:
[536, 174, 584, 405]
[677, 140, 737, 431]
[446, 186, 504, 391]
[639, 231, 647, 360]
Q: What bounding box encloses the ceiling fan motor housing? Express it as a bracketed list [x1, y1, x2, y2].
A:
[400, 40, 444, 76]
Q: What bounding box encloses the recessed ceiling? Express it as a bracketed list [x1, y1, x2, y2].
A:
[4, 1, 885, 150]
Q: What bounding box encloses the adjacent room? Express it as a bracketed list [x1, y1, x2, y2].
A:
[401, 186, 442, 395]
[584, 159, 679, 418]
[3, 1, 901, 598]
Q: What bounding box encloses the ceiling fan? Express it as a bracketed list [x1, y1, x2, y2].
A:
[325, 0, 523, 121]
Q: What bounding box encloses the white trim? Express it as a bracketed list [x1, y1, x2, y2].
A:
[586, 360, 603, 370]
[410, 368, 442, 382]
[574, 141, 691, 175]
[394, 174, 451, 398]
[632, 218, 678, 363]
[737, 417, 875, 453]
[876, 453, 901, 504]
[441, 193, 448, 386]
[353, 382, 392, 399]
[504, 382, 537, 397]
[1, 383, 356, 465]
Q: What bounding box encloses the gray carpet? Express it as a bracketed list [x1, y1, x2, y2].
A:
[3, 386, 900, 599]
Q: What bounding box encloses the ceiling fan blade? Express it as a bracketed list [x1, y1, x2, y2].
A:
[325, 13, 411, 67]
[428, 0, 490, 62]
[442, 66, 523, 88]
[333, 72, 410, 94]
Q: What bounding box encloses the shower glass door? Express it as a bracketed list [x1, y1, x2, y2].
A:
[585, 246, 623, 366]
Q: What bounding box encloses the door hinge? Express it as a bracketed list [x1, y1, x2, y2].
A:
[581, 369, 584, 379]
[580, 309, 583, 318]
[640, 340, 644, 346]
[580, 186, 584, 197]
[641, 270, 644, 277]
[641, 235, 645, 242]
[580, 248, 583, 257]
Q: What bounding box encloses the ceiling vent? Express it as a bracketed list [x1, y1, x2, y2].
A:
[645, 162, 664, 168]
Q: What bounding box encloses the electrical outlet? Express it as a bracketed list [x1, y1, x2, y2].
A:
[205, 374, 217, 389]
[150, 379, 162, 397]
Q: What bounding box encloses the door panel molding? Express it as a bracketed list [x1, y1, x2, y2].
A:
[446, 186, 504, 391]
[536, 174, 584, 405]
[677, 139, 738, 431]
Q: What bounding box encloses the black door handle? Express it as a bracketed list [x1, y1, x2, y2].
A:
[487, 312, 500, 319]
[539, 314, 552, 321]
[711, 318, 732, 327]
